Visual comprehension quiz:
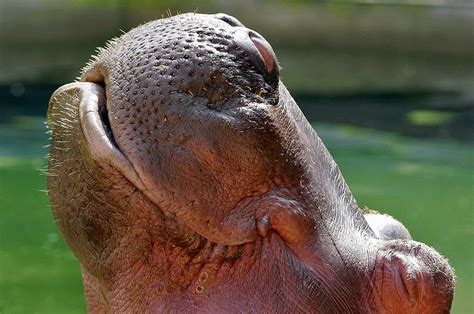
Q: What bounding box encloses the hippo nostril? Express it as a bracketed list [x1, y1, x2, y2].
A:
[248, 31, 277, 75]
[212, 14, 280, 86]
[232, 28, 279, 86]
[214, 13, 244, 27]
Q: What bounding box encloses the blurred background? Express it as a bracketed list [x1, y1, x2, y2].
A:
[0, 0, 472, 312]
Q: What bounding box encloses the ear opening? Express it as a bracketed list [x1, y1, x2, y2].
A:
[373, 240, 455, 313]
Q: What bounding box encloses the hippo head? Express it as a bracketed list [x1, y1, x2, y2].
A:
[47, 13, 454, 313]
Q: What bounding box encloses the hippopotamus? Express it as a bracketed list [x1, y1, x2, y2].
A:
[47, 13, 455, 313]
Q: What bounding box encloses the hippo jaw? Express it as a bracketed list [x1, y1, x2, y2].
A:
[47, 13, 455, 313]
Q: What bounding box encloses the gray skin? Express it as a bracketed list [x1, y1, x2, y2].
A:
[364, 212, 412, 241]
[47, 13, 455, 313]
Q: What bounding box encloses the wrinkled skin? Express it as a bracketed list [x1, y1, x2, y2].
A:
[47, 13, 455, 313]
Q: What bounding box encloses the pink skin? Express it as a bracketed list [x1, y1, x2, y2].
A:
[47, 13, 455, 313]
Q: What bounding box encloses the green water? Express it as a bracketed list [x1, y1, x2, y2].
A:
[0, 117, 472, 313]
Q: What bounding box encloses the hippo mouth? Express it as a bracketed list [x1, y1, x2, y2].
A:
[78, 82, 147, 192]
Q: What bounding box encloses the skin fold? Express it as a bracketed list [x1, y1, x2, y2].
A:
[47, 13, 455, 313]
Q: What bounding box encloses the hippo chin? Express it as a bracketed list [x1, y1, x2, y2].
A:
[47, 13, 454, 313]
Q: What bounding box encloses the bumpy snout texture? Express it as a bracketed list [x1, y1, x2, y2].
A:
[47, 13, 455, 313]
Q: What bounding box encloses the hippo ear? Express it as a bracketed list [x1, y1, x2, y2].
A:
[48, 82, 144, 190]
[364, 212, 412, 240]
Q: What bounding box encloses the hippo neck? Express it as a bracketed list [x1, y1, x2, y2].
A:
[81, 232, 360, 313]
[274, 86, 375, 282]
[277, 85, 365, 229]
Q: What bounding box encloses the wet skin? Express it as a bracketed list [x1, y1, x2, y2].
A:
[47, 13, 455, 313]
